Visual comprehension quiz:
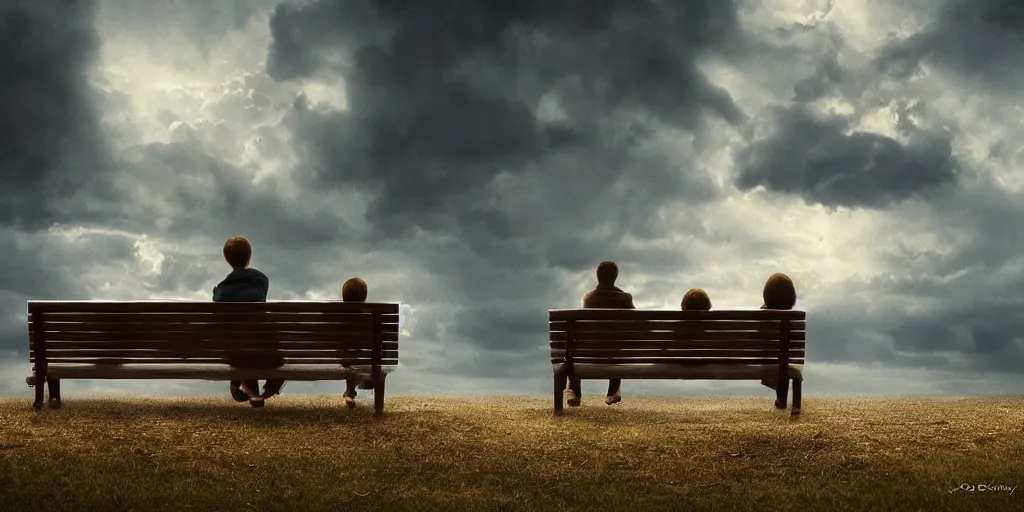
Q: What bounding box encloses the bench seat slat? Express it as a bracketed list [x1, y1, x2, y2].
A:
[550, 330, 805, 342]
[30, 312, 399, 323]
[551, 348, 804, 359]
[32, 341, 399, 351]
[32, 349, 399, 360]
[550, 340, 805, 350]
[554, 357, 803, 365]
[549, 309, 805, 321]
[41, 363, 398, 381]
[30, 331, 397, 343]
[32, 322, 393, 333]
[29, 301, 399, 314]
[553, 362, 804, 380]
[37, 358, 399, 365]
[549, 320, 805, 332]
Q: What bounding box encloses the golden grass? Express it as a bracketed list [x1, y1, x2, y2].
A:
[0, 395, 1022, 511]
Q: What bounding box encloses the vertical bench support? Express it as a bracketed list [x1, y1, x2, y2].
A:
[563, 319, 578, 412]
[47, 378, 62, 409]
[775, 320, 791, 410]
[791, 318, 802, 416]
[31, 308, 46, 410]
[553, 365, 566, 415]
[371, 312, 385, 418]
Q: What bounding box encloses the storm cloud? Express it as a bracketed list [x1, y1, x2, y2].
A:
[733, 105, 957, 208]
[1, 0, 1022, 397]
[268, 0, 741, 241]
[877, 0, 1024, 90]
[0, 0, 113, 230]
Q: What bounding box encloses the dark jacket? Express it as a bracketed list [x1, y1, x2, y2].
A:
[213, 268, 270, 302]
[582, 284, 635, 309]
[212, 268, 279, 368]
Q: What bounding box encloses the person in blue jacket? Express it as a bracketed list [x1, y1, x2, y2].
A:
[213, 236, 284, 408]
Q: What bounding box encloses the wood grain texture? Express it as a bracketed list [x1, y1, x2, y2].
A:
[550, 348, 805, 359]
[28, 301, 399, 314]
[549, 320, 806, 332]
[549, 339, 805, 350]
[551, 362, 804, 380]
[549, 309, 805, 321]
[549, 330, 805, 342]
[29, 312, 398, 324]
[26, 301, 402, 375]
[548, 357, 804, 365]
[43, 363, 397, 380]
[31, 341, 399, 351]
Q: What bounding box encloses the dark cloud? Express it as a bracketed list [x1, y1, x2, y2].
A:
[0, 0, 113, 230]
[876, 0, 1024, 89]
[269, 0, 740, 244]
[810, 269, 1024, 375]
[265, 1, 738, 375]
[0, 0, 126, 356]
[4, 0, 1022, 394]
[733, 105, 957, 208]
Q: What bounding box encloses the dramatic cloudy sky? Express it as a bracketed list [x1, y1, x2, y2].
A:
[2, 0, 1022, 400]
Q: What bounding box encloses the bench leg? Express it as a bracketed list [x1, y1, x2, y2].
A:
[553, 366, 566, 416]
[47, 378, 61, 409]
[373, 374, 387, 418]
[33, 375, 44, 410]
[791, 379, 802, 416]
[775, 377, 790, 409]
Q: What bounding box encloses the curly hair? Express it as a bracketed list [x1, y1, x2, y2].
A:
[596, 261, 619, 285]
[762, 273, 797, 310]
[680, 288, 712, 310]
[342, 277, 368, 302]
[222, 237, 252, 269]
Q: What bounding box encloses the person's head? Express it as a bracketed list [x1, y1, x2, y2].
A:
[596, 261, 619, 286]
[342, 277, 368, 302]
[762, 273, 797, 310]
[681, 288, 712, 310]
[222, 237, 252, 270]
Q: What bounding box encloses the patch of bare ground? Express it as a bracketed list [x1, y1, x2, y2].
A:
[0, 395, 1021, 511]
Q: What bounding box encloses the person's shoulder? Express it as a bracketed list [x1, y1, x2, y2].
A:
[249, 268, 270, 279]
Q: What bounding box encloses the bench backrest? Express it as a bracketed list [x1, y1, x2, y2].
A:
[28, 301, 399, 367]
[549, 309, 806, 365]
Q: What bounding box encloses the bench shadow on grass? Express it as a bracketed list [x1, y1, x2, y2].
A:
[15, 394, 807, 431]
[18, 397, 397, 428]
[545, 402, 803, 427]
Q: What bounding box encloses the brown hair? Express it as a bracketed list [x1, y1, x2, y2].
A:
[762, 273, 797, 309]
[222, 237, 252, 269]
[342, 277, 368, 302]
[596, 261, 619, 285]
[681, 288, 712, 310]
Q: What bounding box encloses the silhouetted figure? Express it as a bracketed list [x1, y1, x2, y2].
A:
[340, 277, 374, 408]
[680, 288, 712, 310]
[759, 273, 797, 391]
[566, 261, 635, 407]
[761, 273, 797, 310]
[342, 277, 368, 302]
[213, 236, 284, 408]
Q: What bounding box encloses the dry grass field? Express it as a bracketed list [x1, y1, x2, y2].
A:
[0, 395, 1022, 511]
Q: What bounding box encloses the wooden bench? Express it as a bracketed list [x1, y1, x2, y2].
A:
[26, 300, 399, 416]
[549, 309, 806, 415]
